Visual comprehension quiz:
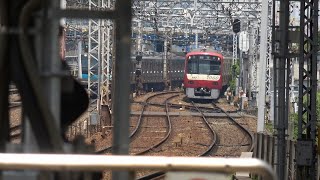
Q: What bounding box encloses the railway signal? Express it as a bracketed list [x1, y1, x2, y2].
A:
[136, 54, 142, 61]
[84, 44, 88, 53]
[233, 19, 241, 34]
[135, 54, 143, 95]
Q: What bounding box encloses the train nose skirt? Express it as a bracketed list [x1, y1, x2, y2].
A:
[186, 88, 220, 99]
[195, 87, 211, 96]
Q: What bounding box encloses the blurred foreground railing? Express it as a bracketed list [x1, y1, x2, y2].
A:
[0, 153, 276, 180]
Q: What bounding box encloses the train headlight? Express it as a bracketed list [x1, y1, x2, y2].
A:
[213, 82, 218, 85]
[188, 81, 194, 84]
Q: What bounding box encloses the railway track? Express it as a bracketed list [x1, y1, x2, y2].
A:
[9, 88, 19, 95]
[136, 100, 217, 180]
[9, 101, 22, 108]
[10, 124, 21, 140]
[8, 92, 255, 180]
[209, 102, 254, 156]
[130, 93, 176, 155]
[95, 91, 179, 154]
[96, 92, 181, 180]
[136, 100, 254, 180]
[134, 102, 224, 113]
[9, 101, 22, 141]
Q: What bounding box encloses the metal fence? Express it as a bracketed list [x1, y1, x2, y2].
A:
[66, 117, 105, 140]
[253, 133, 295, 180]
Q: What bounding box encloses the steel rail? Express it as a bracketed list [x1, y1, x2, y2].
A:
[212, 103, 254, 152]
[9, 125, 21, 140]
[9, 101, 22, 108]
[133, 101, 222, 113]
[96, 91, 179, 154]
[191, 101, 217, 156]
[131, 92, 179, 140]
[134, 94, 179, 155]
[8, 103, 22, 140]
[9, 88, 19, 95]
[95, 94, 148, 154]
[137, 100, 217, 179]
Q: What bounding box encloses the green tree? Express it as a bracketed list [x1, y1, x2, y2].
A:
[229, 60, 240, 92]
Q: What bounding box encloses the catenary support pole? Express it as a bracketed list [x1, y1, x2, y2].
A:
[257, 0, 268, 132]
[78, 40, 82, 79]
[112, 0, 133, 179]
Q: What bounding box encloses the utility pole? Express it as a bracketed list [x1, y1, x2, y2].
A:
[257, 0, 269, 132]
[163, 38, 169, 90]
[272, 0, 290, 179]
[88, 0, 102, 126]
[239, 34, 243, 94]
[135, 21, 143, 95]
[77, 40, 82, 79]
[296, 0, 318, 179]
[249, 25, 258, 107]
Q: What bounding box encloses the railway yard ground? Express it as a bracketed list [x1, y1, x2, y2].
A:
[9, 90, 259, 179]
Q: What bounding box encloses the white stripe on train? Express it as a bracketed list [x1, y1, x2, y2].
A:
[186, 74, 221, 81]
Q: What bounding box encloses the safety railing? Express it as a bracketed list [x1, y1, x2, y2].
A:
[0, 153, 277, 180]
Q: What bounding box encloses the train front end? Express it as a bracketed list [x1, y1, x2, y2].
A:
[183, 49, 223, 100]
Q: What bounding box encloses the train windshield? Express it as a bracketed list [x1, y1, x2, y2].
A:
[187, 55, 221, 75]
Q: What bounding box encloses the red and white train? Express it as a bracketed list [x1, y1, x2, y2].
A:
[183, 47, 232, 100]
